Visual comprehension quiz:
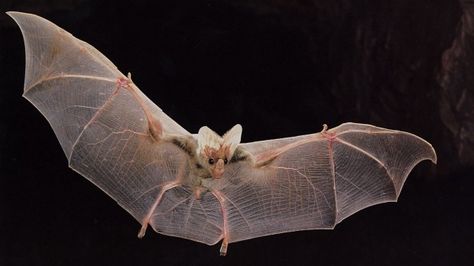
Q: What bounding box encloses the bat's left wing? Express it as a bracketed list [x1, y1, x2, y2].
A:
[208, 123, 436, 252]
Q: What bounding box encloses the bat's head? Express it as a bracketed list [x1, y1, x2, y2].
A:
[197, 124, 242, 179]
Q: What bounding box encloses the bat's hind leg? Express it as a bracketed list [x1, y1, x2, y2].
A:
[138, 161, 186, 238]
[211, 190, 230, 256]
[137, 181, 180, 238]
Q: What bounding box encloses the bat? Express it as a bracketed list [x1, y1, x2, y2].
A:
[8, 12, 437, 256]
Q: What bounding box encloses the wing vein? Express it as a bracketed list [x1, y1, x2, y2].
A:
[220, 193, 251, 230]
[270, 166, 325, 221]
[336, 172, 370, 196]
[334, 129, 397, 137]
[157, 194, 190, 215]
[328, 138, 338, 223]
[183, 197, 195, 230]
[24, 74, 116, 93]
[196, 200, 223, 231]
[335, 138, 391, 180]
[69, 83, 120, 161]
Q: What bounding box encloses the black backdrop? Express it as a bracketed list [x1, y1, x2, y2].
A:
[1, 1, 472, 265]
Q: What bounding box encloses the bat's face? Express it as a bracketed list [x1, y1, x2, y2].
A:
[200, 145, 230, 179]
[197, 124, 242, 179]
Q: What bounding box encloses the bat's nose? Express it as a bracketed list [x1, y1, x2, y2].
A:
[213, 159, 225, 179]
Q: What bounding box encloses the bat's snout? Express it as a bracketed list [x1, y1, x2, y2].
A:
[212, 159, 225, 179]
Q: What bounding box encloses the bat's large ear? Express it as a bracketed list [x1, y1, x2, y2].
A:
[197, 126, 221, 154]
[223, 124, 242, 157]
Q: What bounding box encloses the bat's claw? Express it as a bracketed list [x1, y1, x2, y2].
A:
[321, 124, 328, 133]
[321, 123, 337, 140]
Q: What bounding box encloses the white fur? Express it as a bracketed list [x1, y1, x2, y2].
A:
[197, 124, 242, 158]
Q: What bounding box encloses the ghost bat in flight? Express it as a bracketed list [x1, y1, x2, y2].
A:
[8, 12, 437, 256]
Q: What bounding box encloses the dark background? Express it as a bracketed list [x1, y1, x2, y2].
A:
[1, 0, 473, 265]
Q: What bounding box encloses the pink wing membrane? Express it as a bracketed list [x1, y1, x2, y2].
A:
[150, 123, 435, 245]
[8, 12, 208, 239]
[10, 12, 188, 158]
[11, 12, 436, 249]
[208, 124, 436, 243]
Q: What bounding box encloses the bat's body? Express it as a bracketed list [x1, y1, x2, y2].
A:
[9, 12, 437, 256]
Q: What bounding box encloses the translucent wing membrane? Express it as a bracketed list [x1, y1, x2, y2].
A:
[9, 12, 192, 234]
[208, 123, 436, 243]
[10, 12, 436, 254]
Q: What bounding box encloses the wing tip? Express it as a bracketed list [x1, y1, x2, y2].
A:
[5, 11, 17, 16]
[426, 143, 438, 165]
[6, 11, 21, 22]
[6, 11, 36, 21]
[6, 11, 60, 33]
[409, 133, 437, 166]
[332, 122, 438, 165]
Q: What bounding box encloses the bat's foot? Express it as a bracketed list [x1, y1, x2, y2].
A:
[220, 239, 228, 256]
[137, 223, 148, 238]
[211, 189, 230, 256]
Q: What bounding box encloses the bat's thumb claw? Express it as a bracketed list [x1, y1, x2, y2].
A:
[321, 124, 328, 133]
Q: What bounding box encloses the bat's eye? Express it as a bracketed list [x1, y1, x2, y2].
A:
[224, 158, 228, 164]
[208, 158, 215, 164]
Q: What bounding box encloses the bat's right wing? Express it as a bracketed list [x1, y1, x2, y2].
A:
[217, 123, 436, 244]
[9, 11, 198, 237]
